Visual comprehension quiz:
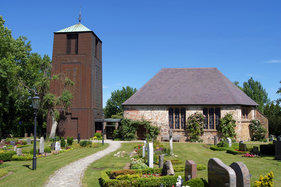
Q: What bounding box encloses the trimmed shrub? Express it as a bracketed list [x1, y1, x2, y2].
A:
[210, 146, 227, 151]
[12, 154, 33, 161]
[183, 178, 208, 187]
[186, 113, 204, 142]
[94, 132, 102, 140]
[226, 149, 240, 155]
[61, 138, 66, 148]
[44, 147, 51, 153]
[218, 113, 236, 140]
[250, 120, 267, 141]
[0, 151, 16, 161]
[197, 164, 206, 171]
[79, 140, 92, 147]
[67, 137, 74, 145]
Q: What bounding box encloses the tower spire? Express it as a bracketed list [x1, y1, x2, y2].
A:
[78, 9, 82, 23]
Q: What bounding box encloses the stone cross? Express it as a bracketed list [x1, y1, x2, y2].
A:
[185, 160, 197, 181]
[159, 154, 164, 168]
[169, 129, 173, 155]
[214, 136, 218, 146]
[16, 148, 22, 156]
[148, 142, 154, 168]
[226, 138, 232, 147]
[27, 138, 31, 145]
[275, 140, 281, 160]
[162, 160, 175, 176]
[55, 141, 61, 151]
[208, 158, 236, 187]
[230, 162, 250, 187]
[239, 141, 247, 152]
[39, 137, 45, 154]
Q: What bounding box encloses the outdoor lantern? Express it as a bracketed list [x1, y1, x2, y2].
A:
[32, 96, 40, 110]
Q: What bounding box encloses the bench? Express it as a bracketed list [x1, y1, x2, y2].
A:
[161, 135, 181, 142]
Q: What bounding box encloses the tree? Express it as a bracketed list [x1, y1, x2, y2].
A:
[104, 86, 137, 118]
[218, 114, 236, 140]
[242, 77, 270, 113]
[264, 101, 281, 135]
[277, 81, 281, 103]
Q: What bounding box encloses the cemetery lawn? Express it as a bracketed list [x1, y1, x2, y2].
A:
[83, 142, 281, 187]
[0, 143, 108, 187]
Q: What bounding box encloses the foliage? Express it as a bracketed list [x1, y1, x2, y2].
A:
[130, 158, 149, 169]
[264, 101, 281, 135]
[197, 164, 207, 171]
[66, 137, 74, 145]
[94, 132, 102, 140]
[29, 148, 39, 154]
[170, 159, 183, 165]
[249, 120, 267, 141]
[210, 146, 228, 151]
[104, 86, 137, 118]
[218, 113, 236, 140]
[183, 178, 208, 187]
[79, 140, 92, 147]
[0, 169, 8, 178]
[254, 171, 274, 187]
[11, 154, 33, 161]
[242, 77, 270, 113]
[217, 141, 229, 148]
[44, 147, 51, 153]
[116, 174, 141, 180]
[186, 113, 205, 142]
[226, 149, 241, 155]
[113, 119, 159, 141]
[60, 138, 66, 148]
[0, 151, 16, 161]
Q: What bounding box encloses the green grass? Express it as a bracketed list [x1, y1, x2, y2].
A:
[83, 143, 140, 187]
[0, 143, 108, 187]
[83, 142, 281, 187]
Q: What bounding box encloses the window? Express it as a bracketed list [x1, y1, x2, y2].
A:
[169, 108, 186, 129]
[203, 107, 220, 130]
[67, 34, 78, 54]
[241, 107, 250, 119]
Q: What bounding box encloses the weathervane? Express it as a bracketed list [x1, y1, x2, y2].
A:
[78, 9, 82, 23]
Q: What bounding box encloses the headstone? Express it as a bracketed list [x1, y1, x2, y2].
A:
[275, 140, 281, 160]
[214, 136, 218, 146]
[277, 136, 281, 141]
[30, 133, 33, 137]
[185, 160, 197, 181]
[55, 141, 61, 151]
[230, 162, 250, 187]
[24, 133, 28, 138]
[39, 137, 44, 154]
[176, 176, 183, 187]
[27, 138, 31, 144]
[159, 154, 164, 168]
[16, 148, 22, 156]
[269, 134, 274, 141]
[226, 138, 232, 147]
[13, 146, 17, 151]
[148, 142, 154, 168]
[51, 142, 55, 150]
[162, 160, 175, 176]
[77, 133, 80, 143]
[252, 146, 259, 155]
[239, 141, 247, 152]
[208, 158, 236, 187]
[169, 129, 173, 155]
[10, 141, 15, 146]
[142, 145, 146, 158]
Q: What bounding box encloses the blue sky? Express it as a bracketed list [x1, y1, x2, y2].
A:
[1, 0, 281, 107]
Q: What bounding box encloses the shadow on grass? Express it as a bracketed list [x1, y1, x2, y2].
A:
[22, 164, 31, 170]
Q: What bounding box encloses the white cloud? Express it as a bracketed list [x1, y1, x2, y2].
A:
[266, 59, 281, 64]
[103, 84, 109, 89]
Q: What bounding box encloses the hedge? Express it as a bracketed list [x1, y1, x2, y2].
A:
[0, 151, 16, 161]
[101, 169, 177, 187]
[210, 146, 228, 151]
[12, 154, 33, 161]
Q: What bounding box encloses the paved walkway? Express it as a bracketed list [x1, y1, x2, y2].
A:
[44, 140, 121, 187]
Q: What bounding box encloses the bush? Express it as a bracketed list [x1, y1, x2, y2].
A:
[186, 113, 204, 142]
[116, 174, 141, 180]
[210, 146, 227, 151]
[12, 154, 33, 161]
[0, 169, 8, 178]
[61, 138, 66, 148]
[217, 141, 229, 148]
[197, 164, 206, 171]
[29, 148, 39, 154]
[130, 158, 149, 169]
[44, 147, 51, 153]
[254, 171, 274, 187]
[94, 133, 102, 140]
[79, 140, 92, 147]
[183, 178, 208, 187]
[218, 113, 236, 140]
[0, 151, 16, 161]
[250, 120, 267, 141]
[226, 149, 240, 155]
[67, 137, 74, 145]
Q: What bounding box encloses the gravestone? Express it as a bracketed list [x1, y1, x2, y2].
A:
[252, 146, 259, 155]
[226, 138, 232, 147]
[277, 136, 281, 141]
[275, 140, 281, 160]
[176, 176, 183, 187]
[185, 160, 197, 181]
[27, 138, 31, 145]
[24, 133, 28, 138]
[10, 141, 15, 146]
[142, 141, 146, 158]
[55, 141, 61, 151]
[51, 142, 55, 150]
[13, 146, 17, 151]
[159, 154, 164, 168]
[208, 158, 236, 187]
[230, 162, 250, 187]
[30, 133, 33, 137]
[39, 137, 44, 154]
[239, 141, 247, 152]
[214, 136, 218, 146]
[16, 148, 22, 156]
[269, 134, 275, 141]
[148, 142, 153, 168]
[162, 160, 175, 176]
[169, 129, 173, 155]
[77, 133, 80, 143]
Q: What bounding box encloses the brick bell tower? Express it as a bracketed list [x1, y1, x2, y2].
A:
[47, 19, 103, 139]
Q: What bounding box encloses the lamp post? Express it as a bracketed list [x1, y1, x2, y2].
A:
[32, 95, 40, 170]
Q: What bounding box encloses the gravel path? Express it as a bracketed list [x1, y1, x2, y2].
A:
[44, 140, 121, 187]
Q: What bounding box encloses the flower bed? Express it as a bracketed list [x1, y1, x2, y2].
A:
[101, 168, 177, 187]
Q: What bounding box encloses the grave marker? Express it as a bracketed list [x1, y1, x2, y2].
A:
[252, 146, 259, 155]
[27, 138, 31, 144]
[39, 137, 44, 154]
[10, 141, 15, 146]
[148, 142, 153, 168]
[226, 138, 232, 147]
[185, 160, 197, 181]
[169, 129, 173, 155]
[159, 154, 164, 168]
[214, 136, 218, 146]
[162, 160, 175, 176]
[55, 141, 61, 151]
[239, 141, 247, 152]
[16, 148, 22, 156]
[230, 162, 250, 187]
[275, 139, 281, 160]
